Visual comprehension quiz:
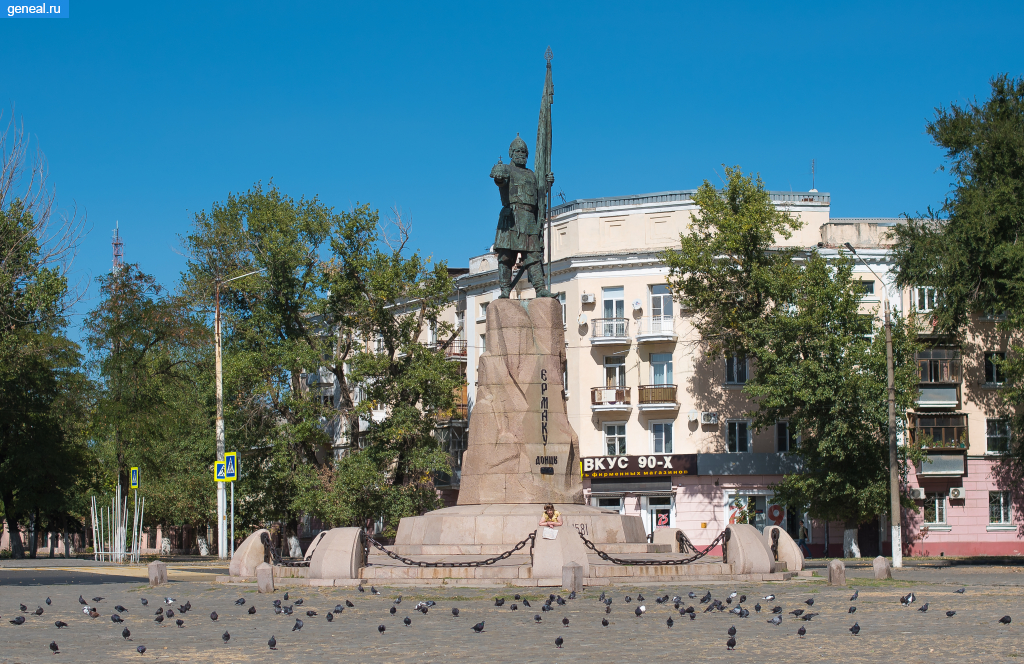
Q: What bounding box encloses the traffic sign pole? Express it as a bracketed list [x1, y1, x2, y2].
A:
[230, 481, 235, 558]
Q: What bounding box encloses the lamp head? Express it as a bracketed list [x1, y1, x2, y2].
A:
[843, 242, 856, 253]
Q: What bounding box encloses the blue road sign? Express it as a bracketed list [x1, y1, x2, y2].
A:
[224, 452, 237, 481]
[130, 467, 139, 489]
[215, 461, 227, 482]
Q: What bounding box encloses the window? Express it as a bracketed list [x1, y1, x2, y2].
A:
[604, 423, 626, 455]
[456, 311, 465, 340]
[650, 353, 673, 385]
[923, 493, 946, 525]
[725, 352, 747, 385]
[987, 419, 1011, 453]
[858, 280, 875, 297]
[776, 421, 796, 452]
[727, 420, 750, 453]
[985, 352, 1006, 385]
[596, 497, 623, 513]
[602, 286, 624, 320]
[604, 356, 626, 387]
[990, 491, 1012, 525]
[557, 292, 566, 326]
[650, 284, 674, 326]
[651, 422, 673, 454]
[915, 286, 937, 313]
[428, 320, 438, 345]
[478, 301, 489, 321]
[479, 334, 486, 353]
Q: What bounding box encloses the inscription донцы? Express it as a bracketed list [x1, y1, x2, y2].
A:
[535, 456, 558, 465]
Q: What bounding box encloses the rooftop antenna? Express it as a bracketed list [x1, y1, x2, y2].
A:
[112, 221, 124, 272]
[810, 159, 817, 192]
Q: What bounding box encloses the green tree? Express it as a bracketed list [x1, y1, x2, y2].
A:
[181, 184, 462, 549]
[663, 167, 920, 556]
[889, 74, 1024, 469]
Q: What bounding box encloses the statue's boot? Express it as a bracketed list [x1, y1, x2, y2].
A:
[498, 263, 512, 298]
[528, 262, 552, 298]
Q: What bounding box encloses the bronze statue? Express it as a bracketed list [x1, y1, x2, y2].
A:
[492, 49, 556, 299]
[491, 137, 554, 298]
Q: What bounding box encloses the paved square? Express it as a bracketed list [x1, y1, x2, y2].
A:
[1, 562, 1021, 662]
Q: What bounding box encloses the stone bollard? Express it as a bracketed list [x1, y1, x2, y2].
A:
[872, 555, 892, 580]
[562, 562, 583, 594]
[147, 560, 168, 587]
[827, 558, 846, 586]
[256, 562, 275, 594]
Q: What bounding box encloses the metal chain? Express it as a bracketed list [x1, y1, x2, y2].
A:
[577, 529, 727, 566]
[365, 532, 536, 568]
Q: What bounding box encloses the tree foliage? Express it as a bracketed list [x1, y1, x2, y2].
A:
[664, 167, 920, 530]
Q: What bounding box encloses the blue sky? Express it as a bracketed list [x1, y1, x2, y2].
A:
[3, 0, 1022, 332]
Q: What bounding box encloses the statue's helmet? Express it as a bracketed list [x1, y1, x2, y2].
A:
[509, 135, 529, 159]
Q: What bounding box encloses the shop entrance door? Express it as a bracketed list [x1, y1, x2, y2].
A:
[640, 496, 675, 537]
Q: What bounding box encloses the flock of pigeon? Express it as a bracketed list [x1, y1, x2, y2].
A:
[1, 582, 1013, 655]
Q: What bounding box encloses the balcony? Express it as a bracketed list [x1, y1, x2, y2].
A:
[591, 386, 631, 412]
[635, 316, 677, 343]
[637, 384, 678, 411]
[590, 318, 631, 345]
[916, 350, 961, 408]
[908, 413, 968, 450]
[425, 339, 468, 361]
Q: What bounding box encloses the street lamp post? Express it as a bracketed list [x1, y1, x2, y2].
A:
[844, 243, 902, 568]
[213, 269, 263, 560]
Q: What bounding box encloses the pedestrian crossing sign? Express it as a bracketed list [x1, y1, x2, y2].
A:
[224, 452, 237, 481]
[130, 467, 139, 489]
[215, 461, 228, 482]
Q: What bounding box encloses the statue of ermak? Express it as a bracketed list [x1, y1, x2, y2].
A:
[491, 135, 555, 298]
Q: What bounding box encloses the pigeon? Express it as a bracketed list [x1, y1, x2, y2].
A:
[918, 603, 929, 613]
[666, 617, 674, 628]
[394, 596, 402, 605]
[555, 636, 564, 649]
[738, 595, 746, 604]
[542, 604, 553, 612]
[849, 606, 857, 614]
[345, 600, 355, 608]
[999, 616, 1012, 625]
[472, 621, 485, 633]
[9, 616, 25, 625]
[569, 591, 576, 600]
[89, 609, 100, 619]
[801, 613, 819, 621]
[334, 604, 343, 614]
[850, 590, 859, 601]
[900, 592, 917, 607]
[804, 598, 814, 606]
[635, 607, 643, 618]
[515, 594, 522, 600]
[154, 614, 164, 624]
[556, 596, 566, 606]
[728, 625, 736, 636]
[50, 640, 60, 654]
[19, 604, 27, 612]
[371, 586, 381, 595]
[688, 591, 697, 599]
[946, 611, 956, 617]
[176, 619, 184, 628]
[79, 596, 87, 605]
[112, 614, 124, 624]
[771, 606, 783, 614]
[700, 591, 712, 604]
[403, 616, 411, 626]
[292, 619, 304, 631]
[115, 605, 128, 614]
[767, 616, 782, 626]
[602, 618, 609, 627]
[284, 592, 290, 600]
[728, 591, 738, 600]
[92, 597, 105, 603]
[638, 593, 645, 601]
[166, 609, 174, 618]
[122, 627, 131, 640]
[378, 624, 385, 634]
[140, 598, 148, 606]
[798, 625, 806, 638]
[763, 594, 775, 601]
[726, 636, 736, 650]
[606, 605, 612, 614]
[390, 606, 397, 616]
[562, 617, 569, 627]
[327, 612, 334, 623]
[625, 595, 632, 603]
[210, 612, 218, 621]
[294, 599, 304, 606]
[954, 587, 966, 594]
[268, 635, 277, 650]
[54, 621, 67, 628]
[182, 601, 191, 613]
[511, 603, 518, 611]
[452, 608, 460, 617]
[689, 613, 696, 621]
[137, 645, 147, 654]
[790, 609, 805, 617]
[46, 597, 51, 606]
[235, 598, 245, 606]
[850, 622, 861, 635]
[163, 597, 175, 605]
[754, 603, 761, 613]
[34, 607, 44, 616]
[248, 606, 256, 615]
[523, 599, 531, 608]
[222, 630, 230, 643]
[495, 598, 505, 607]
[306, 610, 318, 617]
[535, 614, 542, 623]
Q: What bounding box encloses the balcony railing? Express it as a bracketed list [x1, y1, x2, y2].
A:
[591, 386, 631, 408]
[443, 403, 468, 420]
[916, 353, 961, 384]
[591, 318, 630, 342]
[425, 339, 468, 360]
[909, 413, 968, 449]
[638, 384, 677, 405]
[636, 316, 676, 340]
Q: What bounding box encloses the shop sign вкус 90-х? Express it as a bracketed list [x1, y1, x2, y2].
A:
[581, 454, 697, 479]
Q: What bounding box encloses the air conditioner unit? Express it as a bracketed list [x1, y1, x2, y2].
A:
[581, 293, 596, 305]
[909, 487, 926, 500]
[700, 411, 719, 425]
[949, 487, 967, 500]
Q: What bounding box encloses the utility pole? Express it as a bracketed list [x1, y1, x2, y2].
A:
[213, 269, 263, 560]
[844, 243, 902, 568]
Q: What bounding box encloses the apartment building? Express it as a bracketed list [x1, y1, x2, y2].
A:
[427, 189, 1020, 558]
